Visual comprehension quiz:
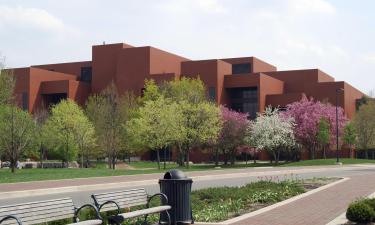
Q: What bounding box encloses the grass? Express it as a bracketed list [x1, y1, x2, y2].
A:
[280, 158, 375, 167]
[0, 158, 373, 184]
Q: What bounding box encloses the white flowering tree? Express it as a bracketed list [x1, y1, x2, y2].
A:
[247, 107, 296, 164]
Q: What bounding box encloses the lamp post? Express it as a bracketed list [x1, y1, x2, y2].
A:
[336, 88, 344, 164]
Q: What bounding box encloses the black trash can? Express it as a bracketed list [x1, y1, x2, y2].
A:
[159, 169, 193, 225]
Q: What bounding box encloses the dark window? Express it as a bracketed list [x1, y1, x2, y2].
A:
[208, 87, 216, 101]
[232, 63, 251, 74]
[42, 93, 67, 109]
[80, 67, 92, 83]
[22, 92, 28, 111]
[228, 87, 258, 119]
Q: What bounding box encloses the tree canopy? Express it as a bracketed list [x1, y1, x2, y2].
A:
[248, 107, 296, 164]
[0, 67, 15, 105]
[0, 105, 37, 172]
[86, 82, 139, 169]
[352, 101, 375, 158]
[282, 96, 347, 159]
[42, 99, 95, 166]
[218, 106, 249, 165]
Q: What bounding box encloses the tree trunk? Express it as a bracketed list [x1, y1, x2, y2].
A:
[312, 145, 315, 160]
[323, 145, 326, 159]
[215, 147, 219, 166]
[81, 154, 84, 169]
[156, 149, 161, 170]
[230, 150, 235, 165]
[276, 149, 281, 165]
[163, 148, 167, 170]
[372, 150, 374, 160]
[253, 152, 256, 164]
[273, 151, 277, 165]
[10, 159, 15, 173]
[112, 156, 116, 170]
[177, 144, 184, 167]
[108, 156, 112, 169]
[223, 152, 228, 165]
[186, 151, 190, 169]
[40, 143, 43, 169]
[365, 149, 369, 159]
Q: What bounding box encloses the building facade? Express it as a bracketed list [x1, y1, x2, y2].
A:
[11, 42, 364, 120]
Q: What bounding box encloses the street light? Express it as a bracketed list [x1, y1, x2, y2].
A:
[336, 88, 344, 164]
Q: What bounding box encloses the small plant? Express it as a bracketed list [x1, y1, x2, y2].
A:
[346, 200, 375, 223]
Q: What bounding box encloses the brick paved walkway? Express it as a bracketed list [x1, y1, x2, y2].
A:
[229, 173, 375, 225]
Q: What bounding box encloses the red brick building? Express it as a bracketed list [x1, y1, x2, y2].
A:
[10, 42, 365, 162]
[10, 42, 364, 120]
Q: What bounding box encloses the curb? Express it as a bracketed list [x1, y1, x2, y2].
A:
[0, 167, 348, 200]
[325, 191, 375, 225]
[218, 177, 350, 225]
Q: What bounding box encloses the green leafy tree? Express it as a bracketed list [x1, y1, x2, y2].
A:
[0, 105, 37, 172]
[162, 77, 206, 104]
[86, 82, 139, 169]
[353, 101, 375, 159]
[161, 77, 221, 168]
[177, 101, 222, 168]
[42, 100, 95, 166]
[33, 106, 49, 168]
[128, 96, 184, 169]
[316, 118, 330, 159]
[343, 122, 356, 158]
[0, 66, 15, 105]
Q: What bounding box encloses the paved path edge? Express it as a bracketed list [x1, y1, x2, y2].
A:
[325, 191, 375, 225]
[212, 177, 350, 225]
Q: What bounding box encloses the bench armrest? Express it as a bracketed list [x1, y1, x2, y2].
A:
[74, 204, 102, 222]
[98, 200, 121, 215]
[147, 193, 169, 208]
[0, 215, 22, 225]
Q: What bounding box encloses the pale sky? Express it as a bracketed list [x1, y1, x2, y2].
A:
[0, 0, 374, 93]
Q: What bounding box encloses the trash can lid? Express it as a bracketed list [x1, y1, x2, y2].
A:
[163, 169, 187, 179]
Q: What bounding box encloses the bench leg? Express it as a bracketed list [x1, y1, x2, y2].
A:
[143, 214, 148, 225]
[165, 210, 171, 225]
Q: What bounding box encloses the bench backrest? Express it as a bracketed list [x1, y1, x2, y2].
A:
[92, 188, 148, 212]
[0, 198, 75, 225]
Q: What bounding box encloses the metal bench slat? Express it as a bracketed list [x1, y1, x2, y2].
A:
[94, 190, 147, 201]
[0, 202, 74, 216]
[0, 198, 73, 213]
[96, 194, 148, 205]
[93, 188, 146, 197]
[118, 206, 171, 219]
[0, 208, 74, 221]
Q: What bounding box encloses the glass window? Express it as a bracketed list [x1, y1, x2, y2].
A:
[208, 87, 216, 101]
[228, 87, 258, 119]
[22, 92, 28, 111]
[80, 67, 92, 83]
[232, 63, 251, 74]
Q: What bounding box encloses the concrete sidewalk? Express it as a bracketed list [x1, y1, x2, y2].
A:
[222, 173, 375, 225]
[0, 165, 361, 193]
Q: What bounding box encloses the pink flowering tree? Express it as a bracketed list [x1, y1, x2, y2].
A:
[281, 96, 348, 159]
[217, 106, 249, 165]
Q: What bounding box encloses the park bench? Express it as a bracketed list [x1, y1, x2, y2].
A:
[0, 198, 102, 225]
[91, 188, 171, 225]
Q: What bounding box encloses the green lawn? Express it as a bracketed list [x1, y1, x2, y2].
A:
[281, 158, 375, 167]
[0, 159, 373, 184]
